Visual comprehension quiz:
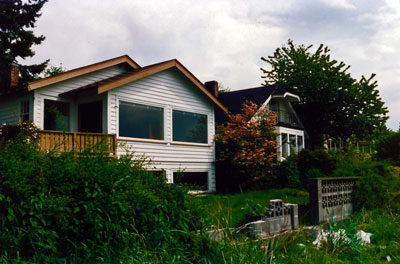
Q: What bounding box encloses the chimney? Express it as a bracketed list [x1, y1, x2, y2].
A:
[9, 63, 19, 88]
[204, 80, 218, 98]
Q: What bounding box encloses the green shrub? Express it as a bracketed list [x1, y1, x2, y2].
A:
[352, 161, 400, 211]
[374, 130, 400, 165]
[276, 154, 300, 188]
[0, 135, 202, 263]
[0, 121, 39, 143]
[331, 148, 372, 177]
[297, 148, 336, 186]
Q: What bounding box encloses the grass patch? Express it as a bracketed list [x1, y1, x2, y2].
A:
[123, 208, 400, 263]
[272, 209, 400, 263]
[192, 188, 309, 228]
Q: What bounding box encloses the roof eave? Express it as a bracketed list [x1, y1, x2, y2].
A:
[272, 92, 300, 102]
[28, 55, 140, 91]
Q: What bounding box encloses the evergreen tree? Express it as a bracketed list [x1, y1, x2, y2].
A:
[0, 0, 48, 92]
[261, 40, 388, 147]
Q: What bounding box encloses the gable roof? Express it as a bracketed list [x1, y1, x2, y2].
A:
[96, 59, 227, 113]
[29, 55, 228, 113]
[28, 55, 140, 91]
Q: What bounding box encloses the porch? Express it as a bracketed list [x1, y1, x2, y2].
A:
[39, 130, 117, 156]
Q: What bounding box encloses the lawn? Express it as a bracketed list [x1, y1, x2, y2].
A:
[192, 188, 309, 228]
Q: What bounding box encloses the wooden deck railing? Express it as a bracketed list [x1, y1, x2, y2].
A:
[39, 130, 117, 156]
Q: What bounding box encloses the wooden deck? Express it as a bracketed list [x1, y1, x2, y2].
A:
[39, 130, 117, 156]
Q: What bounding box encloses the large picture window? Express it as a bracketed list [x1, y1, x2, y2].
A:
[119, 101, 164, 140]
[44, 100, 70, 131]
[173, 110, 207, 143]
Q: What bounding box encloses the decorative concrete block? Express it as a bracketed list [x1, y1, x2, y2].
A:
[251, 199, 300, 236]
[309, 177, 359, 224]
[286, 203, 299, 230]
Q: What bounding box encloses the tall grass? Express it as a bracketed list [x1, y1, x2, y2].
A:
[192, 188, 309, 227]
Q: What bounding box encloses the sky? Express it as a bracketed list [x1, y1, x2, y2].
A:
[25, 0, 400, 130]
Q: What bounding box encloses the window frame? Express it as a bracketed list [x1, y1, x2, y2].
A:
[289, 134, 297, 153]
[172, 169, 210, 191]
[20, 99, 30, 122]
[297, 135, 304, 152]
[43, 98, 71, 131]
[117, 99, 167, 143]
[171, 107, 209, 145]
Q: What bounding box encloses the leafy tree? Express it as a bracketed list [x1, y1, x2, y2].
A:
[0, 0, 49, 91]
[218, 82, 231, 94]
[374, 130, 400, 165]
[261, 40, 388, 147]
[215, 101, 277, 187]
[44, 63, 66, 77]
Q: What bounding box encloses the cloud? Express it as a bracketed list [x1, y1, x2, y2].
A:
[23, 0, 400, 129]
[28, 0, 290, 89]
[320, 0, 356, 10]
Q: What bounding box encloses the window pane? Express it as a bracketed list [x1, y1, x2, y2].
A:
[44, 100, 70, 131]
[282, 134, 288, 158]
[173, 110, 207, 143]
[20, 100, 30, 122]
[269, 100, 278, 111]
[119, 101, 163, 140]
[290, 134, 297, 153]
[173, 172, 207, 190]
[298, 135, 304, 151]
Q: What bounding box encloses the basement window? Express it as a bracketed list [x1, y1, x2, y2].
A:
[173, 172, 208, 190]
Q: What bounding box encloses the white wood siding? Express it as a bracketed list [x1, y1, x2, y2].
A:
[32, 65, 128, 130]
[109, 68, 216, 191]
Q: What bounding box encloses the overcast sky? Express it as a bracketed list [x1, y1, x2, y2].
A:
[25, 0, 400, 130]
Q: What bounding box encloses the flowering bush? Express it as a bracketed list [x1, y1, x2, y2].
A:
[215, 101, 277, 189]
[0, 121, 39, 143]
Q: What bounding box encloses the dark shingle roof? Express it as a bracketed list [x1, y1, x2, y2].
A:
[218, 83, 285, 114]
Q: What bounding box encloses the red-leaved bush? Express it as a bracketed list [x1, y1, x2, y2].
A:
[215, 101, 277, 184]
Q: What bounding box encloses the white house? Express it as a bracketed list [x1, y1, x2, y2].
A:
[0, 55, 228, 192]
[215, 84, 306, 161]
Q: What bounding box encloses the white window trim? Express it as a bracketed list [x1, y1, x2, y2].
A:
[276, 126, 305, 161]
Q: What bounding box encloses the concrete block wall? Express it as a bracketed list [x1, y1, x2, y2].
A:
[309, 177, 359, 224]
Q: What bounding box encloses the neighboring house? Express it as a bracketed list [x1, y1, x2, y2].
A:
[0, 55, 228, 192]
[215, 84, 305, 161]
